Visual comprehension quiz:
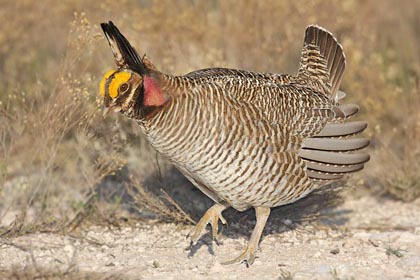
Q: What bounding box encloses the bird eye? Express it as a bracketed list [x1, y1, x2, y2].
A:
[119, 82, 129, 93]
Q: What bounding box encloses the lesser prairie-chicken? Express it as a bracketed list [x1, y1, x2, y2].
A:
[99, 21, 369, 265]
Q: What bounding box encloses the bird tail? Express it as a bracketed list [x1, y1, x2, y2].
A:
[299, 91, 370, 182]
[297, 25, 346, 97]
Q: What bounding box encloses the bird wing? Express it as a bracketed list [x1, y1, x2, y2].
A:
[245, 82, 338, 138]
[185, 67, 294, 85]
[199, 78, 339, 139]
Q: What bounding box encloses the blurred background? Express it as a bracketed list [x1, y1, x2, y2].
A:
[0, 0, 419, 234]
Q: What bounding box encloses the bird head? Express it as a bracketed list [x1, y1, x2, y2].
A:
[100, 21, 169, 119]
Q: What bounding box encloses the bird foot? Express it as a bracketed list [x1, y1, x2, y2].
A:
[222, 206, 270, 266]
[221, 245, 257, 266]
[187, 204, 226, 244]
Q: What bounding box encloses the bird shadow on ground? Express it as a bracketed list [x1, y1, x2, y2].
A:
[135, 166, 351, 257]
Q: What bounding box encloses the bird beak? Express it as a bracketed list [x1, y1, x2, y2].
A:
[102, 107, 110, 118]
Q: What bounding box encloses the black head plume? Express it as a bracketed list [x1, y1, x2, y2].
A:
[100, 21, 148, 75]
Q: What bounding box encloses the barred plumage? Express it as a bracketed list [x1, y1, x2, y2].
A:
[99, 21, 370, 265]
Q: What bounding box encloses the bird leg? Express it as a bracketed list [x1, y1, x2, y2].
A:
[222, 206, 270, 266]
[187, 204, 227, 244]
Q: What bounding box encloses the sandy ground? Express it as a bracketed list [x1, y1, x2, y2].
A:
[0, 195, 419, 280]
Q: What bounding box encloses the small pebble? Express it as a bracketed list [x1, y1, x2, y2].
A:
[330, 247, 340, 255]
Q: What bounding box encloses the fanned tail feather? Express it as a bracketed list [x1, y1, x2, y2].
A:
[299, 91, 370, 182]
[315, 121, 367, 137]
[298, 25, 346, 97]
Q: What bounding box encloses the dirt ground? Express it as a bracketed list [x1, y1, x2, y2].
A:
[0, 194, 419, 280]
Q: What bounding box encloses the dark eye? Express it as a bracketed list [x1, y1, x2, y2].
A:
[119, 83, 129, 93]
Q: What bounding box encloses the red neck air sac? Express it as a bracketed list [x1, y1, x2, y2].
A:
[143, 76, 165, 107]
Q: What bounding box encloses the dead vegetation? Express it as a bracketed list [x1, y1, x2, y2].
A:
[0, 266, 125, 280]
[0, 0, 419, 247]
[127, 177, 195, 224]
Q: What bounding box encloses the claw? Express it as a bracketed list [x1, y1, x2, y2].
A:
[187, 204, 226, 244]
[222, 245, 257, 266]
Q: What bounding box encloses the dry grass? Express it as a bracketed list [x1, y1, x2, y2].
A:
[0, 0, 419, 235]
[0, 266, 126, 280]
[127, 177, 195, 224]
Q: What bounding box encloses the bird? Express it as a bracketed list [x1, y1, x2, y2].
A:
[99, 21, 370, 266]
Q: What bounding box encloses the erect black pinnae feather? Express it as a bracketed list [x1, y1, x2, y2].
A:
[100, 21, 148, 75]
